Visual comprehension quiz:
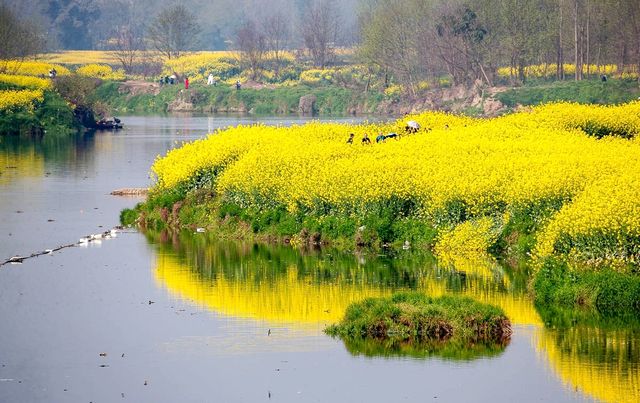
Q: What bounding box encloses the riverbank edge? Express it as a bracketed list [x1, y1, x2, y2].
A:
[95, 81, 386, 116]
[0, 89, 78, 136]
[96, 78, 640, 117]
[121, 189, 640, 318]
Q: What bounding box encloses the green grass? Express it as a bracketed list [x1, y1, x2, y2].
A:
[122, 188, 440, 250]
[96, 81, 384, 115]
[496, 78, 640, 108]
[532, 257, 640, 315]
[334, 331, 508, 360]
[0, 90, 76, 136]
[325, 292, 511, 344]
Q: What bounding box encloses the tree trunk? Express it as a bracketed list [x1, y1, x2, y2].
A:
[619, 42, 627, 78]
[518, 57, 526, 84]
[574, 0, 582, 81]
[558, 0, 565, 80]
[585, 0, 590, 76]
[637, 30, 640, 84]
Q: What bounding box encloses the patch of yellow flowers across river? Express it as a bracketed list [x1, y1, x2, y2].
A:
[151, 102, 640, 266]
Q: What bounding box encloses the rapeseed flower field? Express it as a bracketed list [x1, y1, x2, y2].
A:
[0, 74, 52, 90]
[0, 61, 70, 77]
[0, 89, 44, 112]
[149, 102, 640, 268]
[497, 63, 637, 79]
[75, 64, 126, 81]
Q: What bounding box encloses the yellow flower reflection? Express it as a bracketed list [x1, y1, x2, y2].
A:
[536, 326, 640, 403]
[152, 238, 638, 402]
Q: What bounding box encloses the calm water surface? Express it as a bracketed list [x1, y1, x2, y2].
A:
[0, 115, 638, 403]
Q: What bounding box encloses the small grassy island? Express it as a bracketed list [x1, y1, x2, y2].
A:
[325, 293, 511, 359]
[123, 101, 640, 317]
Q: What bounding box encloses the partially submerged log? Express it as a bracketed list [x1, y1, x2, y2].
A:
[111, 188, 148, 196]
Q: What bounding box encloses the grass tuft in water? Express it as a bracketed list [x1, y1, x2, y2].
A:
[325, 292, 511, 346]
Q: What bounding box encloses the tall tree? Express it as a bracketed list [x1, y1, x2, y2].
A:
[262, 12, 290, 76]
[147, 4, 201, 59]
[111, 24, 145, 74]
[302, 0, 341, 68]
[624, 0, 640, 82]
[0, 3, 44, 68]
[435, 4, 491, 85]
[235, 20, 267, 80]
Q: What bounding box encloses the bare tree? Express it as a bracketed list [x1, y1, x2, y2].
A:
[235, 20, 267, 80]
[0, 3, 44, 71]
[302, 0, 341, 68]
[262, 12, 290, 77]
[434, 5, 492, 86]
[147, 4, 201, 59]
[111, 25, 145, 74]
[622, 0, 640, 83]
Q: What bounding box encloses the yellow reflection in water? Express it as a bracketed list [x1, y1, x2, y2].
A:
[154, 249, 537, 326]
[536, 327, 640, 403]
[440, 254, 542, 327]
[156, 253, 400, 325]
[153, 242, 638, 402]
[0, 151, 43, 185]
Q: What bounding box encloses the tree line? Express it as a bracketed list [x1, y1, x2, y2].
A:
[1, 0, 357, 52]
[2, 0, 639, 91]
[359, 0, 640, 92]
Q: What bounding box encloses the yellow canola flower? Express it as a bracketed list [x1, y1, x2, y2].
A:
[39, 50, 124, 65]
[0, 60, 70, 77]
[75, 64, 126, 81]
[435, 217, 498, 258]
[0, 89, 44, 111]
[0, 74, 52, 90]
[497, 63, 627, 78]
[150, 101, 640, 264]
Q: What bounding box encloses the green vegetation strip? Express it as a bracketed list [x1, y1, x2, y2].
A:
[533, 258, 640, 315]
[325, 293, 511, 343]
[496, 79, 640, 108]
[96, 82, 384, 115]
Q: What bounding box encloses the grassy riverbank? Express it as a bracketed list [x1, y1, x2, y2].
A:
[0, 61, 129, 135]
[496, 78, 640, 108]
[97, 77, 640, 116]
[0, 89, 76, 135]
[0, 69, 76, 135]
[95, 81, 385, 115]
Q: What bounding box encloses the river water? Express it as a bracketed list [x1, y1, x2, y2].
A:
[0, 115, 638, 403]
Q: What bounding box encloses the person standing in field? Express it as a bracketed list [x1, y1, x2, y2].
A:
[207, 73, 214, 85]
[185, 77, 189, 89]
[347, 133, 354, 144]
[362, 133, 371, 145]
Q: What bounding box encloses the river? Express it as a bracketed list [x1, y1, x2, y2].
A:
[0, 115, 638, 403]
